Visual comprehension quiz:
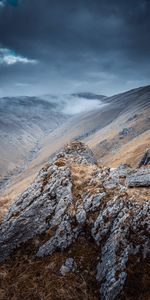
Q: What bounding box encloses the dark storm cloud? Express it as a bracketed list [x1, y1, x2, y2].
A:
[0, 0, 150, 96]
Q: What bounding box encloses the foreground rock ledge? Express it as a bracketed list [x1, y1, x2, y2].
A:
[0, 141, 150, 300]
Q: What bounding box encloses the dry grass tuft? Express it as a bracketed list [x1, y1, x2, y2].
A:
[71, 163, 103, 202]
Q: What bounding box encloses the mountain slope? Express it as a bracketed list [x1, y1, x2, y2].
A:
[0, 92, 106, 189]
[0, 85, 149, 210]
[85, 85, 150, 166]
[0, 96, 67, 186]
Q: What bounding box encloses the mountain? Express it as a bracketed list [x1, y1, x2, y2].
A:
[0, 141, 149, 300]
[0, 96, 68, 188]
[0, 93, 107, 190]
[1, 85, 149, 207]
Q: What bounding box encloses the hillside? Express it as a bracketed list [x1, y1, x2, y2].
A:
[38, 85, 150, 170]
[47, 85, 150, 167]
[0, 141, 149, 300]
[0, 96, 67, 187]
[0, 85, 149, 218]
[0, 93, 105, 191]
[86, 85, 150, 167]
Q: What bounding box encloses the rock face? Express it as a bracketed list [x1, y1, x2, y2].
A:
[0, 141, 150, 300]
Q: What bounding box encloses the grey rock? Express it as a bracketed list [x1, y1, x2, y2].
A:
[83, 193, 106, 212]
[60, 258, 75, 276]
[103, 180, 117, 190]
[126, 168, 150, 187]
[76, 205, 86, 224]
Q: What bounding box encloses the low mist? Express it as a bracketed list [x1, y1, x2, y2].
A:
[42, 94, 106, 115]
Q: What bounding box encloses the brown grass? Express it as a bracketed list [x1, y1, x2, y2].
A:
[99, 131, 150, 168]
[0, 196, 12, 221]
[121, 254, 150, 300]
[86, 109, 150, 168]
[0, 237, 100, 300]
[71, 163, 103, 202]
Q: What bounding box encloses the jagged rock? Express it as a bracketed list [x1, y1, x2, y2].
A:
[139, 149, 150, 167]
[0, 141, 150, 300]
[126, 168, 150, 187]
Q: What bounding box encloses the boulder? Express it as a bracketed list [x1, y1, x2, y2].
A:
[126, 168, 150, 187]
[60, 258, 75, 276]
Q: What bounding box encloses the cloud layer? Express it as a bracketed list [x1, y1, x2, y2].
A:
[0, 0, 150, 97]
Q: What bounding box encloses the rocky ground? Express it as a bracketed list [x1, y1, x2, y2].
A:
[0, 141, 149, 300]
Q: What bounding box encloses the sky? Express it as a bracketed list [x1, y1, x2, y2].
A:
[0, 0, 150, 97]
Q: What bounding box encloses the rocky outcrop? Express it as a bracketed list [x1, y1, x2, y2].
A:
[0, 141, 150, 300]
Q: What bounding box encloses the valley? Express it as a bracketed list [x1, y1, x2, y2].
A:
[0, 86, 149, 217]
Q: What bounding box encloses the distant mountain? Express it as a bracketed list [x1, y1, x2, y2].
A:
[0, 96, 66, 133]
[0, 96, 68, 186]
[0, 92, 106, 188]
